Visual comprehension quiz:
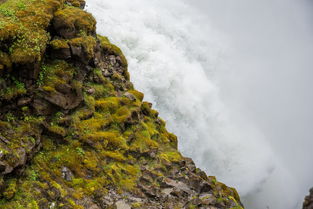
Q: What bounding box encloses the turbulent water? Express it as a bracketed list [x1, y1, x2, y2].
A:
[87, 0, 313, 208]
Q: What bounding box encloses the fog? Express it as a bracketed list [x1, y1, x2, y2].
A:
[185, 0, 313, 208]
[87, 0, 313, 208]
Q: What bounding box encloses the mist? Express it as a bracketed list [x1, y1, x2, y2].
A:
[186, 0, 313, 208]
[87, 0, 313, 208]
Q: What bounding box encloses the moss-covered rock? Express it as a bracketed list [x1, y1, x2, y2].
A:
[0, 0, 244, 208]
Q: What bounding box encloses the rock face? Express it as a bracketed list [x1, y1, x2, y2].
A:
[0, 0, 243, 208]
[303, 188, 313, 209]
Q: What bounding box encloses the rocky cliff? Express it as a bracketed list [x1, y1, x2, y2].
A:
[0, 0, 243, 208]
[303, 188, 313, 209]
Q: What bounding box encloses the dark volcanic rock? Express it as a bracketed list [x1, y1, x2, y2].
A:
[304, 188, 313, 209]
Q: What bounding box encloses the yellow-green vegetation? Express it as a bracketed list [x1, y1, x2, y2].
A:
[98, 35, 128, 68]
[0, 0, 60, 66]
[38, 60, 75, 90]
[50, 39, 69, 50]
[53, 6, 96, 36]
[0, 76, 26, 100]
[68, 35, 97, 59]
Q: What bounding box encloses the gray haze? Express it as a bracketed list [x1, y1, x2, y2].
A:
[87, 0, 313, 208]
[184, 0, 313, 208]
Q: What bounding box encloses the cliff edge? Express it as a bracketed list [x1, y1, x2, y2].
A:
[0, 0, 243, 208]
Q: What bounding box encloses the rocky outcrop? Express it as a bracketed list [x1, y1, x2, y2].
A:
[0, 0, 243, 208]
[303, 188, 313, 209]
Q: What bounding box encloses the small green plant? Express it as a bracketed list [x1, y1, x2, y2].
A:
[5, 113, 15, 122]
[28, 137, 36, 144]
[37, 65, 47, 86]
[23, 116, 31, 122]
[21, 106, 29, 112]
[0, 21, 5, 29]
[28, 170, 38, 181]
[11, 77, 25, 90]
[0, 8, 15, 17]
[76, 147, 85, 156]
[17, 2, 26, 10]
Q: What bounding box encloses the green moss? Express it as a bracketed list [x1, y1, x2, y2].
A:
[127, 90, 144, 101]
[114, 106, 131, 123]
[54, 6, 96, 36]
[103, 162, 140, 191]
[131, 202, 143, 208]
[39, 60, 75, 92]
[95, 97, 121, 112]
[3, 179, 17, 200]
[50, 39, 69, 49]
[47, 124, 67, 137]
[159, 151, 182, 163]
[66, 0, 85, 8]
[102, 150, 126, 161]
[86, 82, 115, 99]
[84, 93, 96, 111]
[129, 126, 159, 153]
[0, 79, 26, 100]
[98, 35, 128, 68]
[69, 35, 97, 59]
[0, 0, 60, 64]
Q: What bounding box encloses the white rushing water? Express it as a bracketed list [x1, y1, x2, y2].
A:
[87, 0, 313, 208]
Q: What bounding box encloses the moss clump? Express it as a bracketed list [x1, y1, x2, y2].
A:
[3, 179, 17, 200]
[0, 76, 26, 100]
[38, 60, 75, 91]
[49, 39, 69, 50]
[65, 0, 85, 8]
[68, 35, 97, 60]
[128, 89, 144, 101]
[53, 6, 96, 38]
[98, 35, 128, 68]
[0, 0, 61, 65]
[159, 151, 182, 163]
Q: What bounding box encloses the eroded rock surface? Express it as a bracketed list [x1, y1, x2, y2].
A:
[303, 188, 313, 209]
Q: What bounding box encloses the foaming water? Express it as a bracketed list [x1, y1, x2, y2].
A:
[86, 0, 306, 208]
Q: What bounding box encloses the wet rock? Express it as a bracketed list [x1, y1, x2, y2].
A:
[76, 197, 100, 209]
[116, 200, 131, 209]
[52, 48, 71, 60]
[139, 184, 159, 199]
[183, 157, 196, 172]
[161, 178, 193, 194]
[0, 161, 13, 175]
[102, 68, 113, 77]
[123, 92, 136, 101]
[17, 97, 32, 106]
[79, 1, 86, 9]
[32, 99, 54, 115]
[55, 83, 72, 94]
[70, 44, 83, 58]
[86, 87, 95, 95]
[0, 148, 26, 175]
[109, 55, 117, 65]
[303, 188, 313, 209]
[200, 180, 213, 193]
[42, 88, 82, 110]
[0, 135, 9, 144]
[200, 193, 216, 205]
[61, 166, 73, 181]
